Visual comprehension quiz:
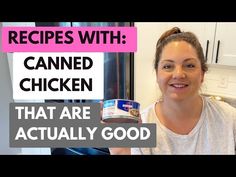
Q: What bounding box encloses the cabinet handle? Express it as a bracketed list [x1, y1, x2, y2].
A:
[205, 40, 209, 62]
[215, 40, 220, 63]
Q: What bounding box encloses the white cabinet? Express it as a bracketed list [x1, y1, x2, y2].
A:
[212, 23, 236, 66]
[167, 22, 236, 67]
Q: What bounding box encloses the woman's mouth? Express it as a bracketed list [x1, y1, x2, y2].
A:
[169, 83, 189, 89]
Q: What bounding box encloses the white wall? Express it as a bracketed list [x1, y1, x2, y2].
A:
[134, 23, 169, 110]
[202, 65, 236, 99]
[134, 23, 236, 110]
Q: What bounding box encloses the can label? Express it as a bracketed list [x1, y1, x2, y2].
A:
[102, 99, 140, 122]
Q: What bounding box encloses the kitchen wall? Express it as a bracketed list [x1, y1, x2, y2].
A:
[202, 65, 236, 99]
[134, 23, 164, 110]
[134, 23, 236, 110]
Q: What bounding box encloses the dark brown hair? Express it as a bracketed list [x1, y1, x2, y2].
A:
[154, 27, 208, 73]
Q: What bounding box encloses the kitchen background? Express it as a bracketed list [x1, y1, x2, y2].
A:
[1, 22, 236, 154]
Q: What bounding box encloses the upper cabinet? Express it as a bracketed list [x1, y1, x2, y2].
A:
[212, 23, 236, 66]
[167, 23, 236, 67]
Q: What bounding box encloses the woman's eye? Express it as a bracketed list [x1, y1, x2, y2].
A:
[163, 65, 173, 69]
[186, 64, 195, 68]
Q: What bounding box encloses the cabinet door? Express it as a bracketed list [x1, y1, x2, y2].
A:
[167, 23, 216, 64]
[212, 23, 236, 66]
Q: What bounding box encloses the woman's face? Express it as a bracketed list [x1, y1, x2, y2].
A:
[157, 41, 204, 101]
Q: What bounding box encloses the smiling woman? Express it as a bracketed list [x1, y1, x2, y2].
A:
[110, 27, 236, 155]
[157, 41, 204, 102]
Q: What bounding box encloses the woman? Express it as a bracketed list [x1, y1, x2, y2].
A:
[110, 27, 236, 154]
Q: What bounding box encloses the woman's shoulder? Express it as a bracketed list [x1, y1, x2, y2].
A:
[203, 96, 236, 119]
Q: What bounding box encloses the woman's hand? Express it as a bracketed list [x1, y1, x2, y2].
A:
[109, 147, 131, 155]
[100, 101, 141, 155]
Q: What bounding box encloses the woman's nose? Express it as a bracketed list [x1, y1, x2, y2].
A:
[173, 66, 186, 79]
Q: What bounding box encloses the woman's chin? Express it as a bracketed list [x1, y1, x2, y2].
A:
[169, 93, 187, 101]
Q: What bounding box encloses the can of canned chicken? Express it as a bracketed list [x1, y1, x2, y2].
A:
[102, 99, 140, 123]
